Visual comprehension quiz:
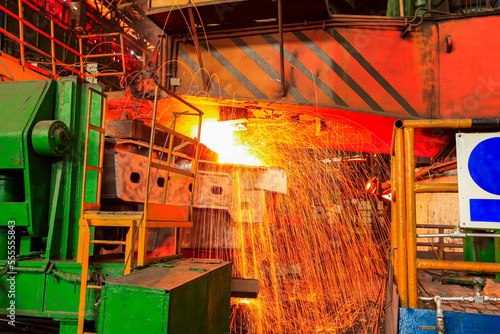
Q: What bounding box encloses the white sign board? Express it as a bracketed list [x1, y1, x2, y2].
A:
[85, 63, 98, 84]
[457, 132, 500, 229]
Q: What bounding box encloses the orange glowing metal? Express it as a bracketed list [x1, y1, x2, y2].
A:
[191, 119, 262, 166]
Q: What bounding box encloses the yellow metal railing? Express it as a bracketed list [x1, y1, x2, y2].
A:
[391, 118, 500, 309]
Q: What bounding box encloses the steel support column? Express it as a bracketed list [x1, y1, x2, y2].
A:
[404, 127, 417, 308]
[395, 127, 408, 307]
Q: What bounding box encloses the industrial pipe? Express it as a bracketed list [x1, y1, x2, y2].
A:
[396, 118, 500, 129]
[415, 293, 500, 334]
[414, 183, 458, 193]
[391, 117, 500, 312]
[418, 226, 500, 238]
[419, 296, 500, 302]
[417, 259, 500, 273]
[188, 9, 462, 42]
[435, 296, 445, 334]
[395, 127, 408, 307]
[390, 154, 398, 285]
[404, 127, 418, 309]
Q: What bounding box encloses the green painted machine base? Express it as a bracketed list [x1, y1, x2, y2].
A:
[99, 259, 232, 334]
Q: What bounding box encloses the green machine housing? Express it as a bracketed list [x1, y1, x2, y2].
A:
[99, 260, 231, 334]
[0, 78, 102, 257]
[0, 78, 232, 333]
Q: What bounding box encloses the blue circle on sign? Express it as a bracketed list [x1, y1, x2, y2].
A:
[469, 137, 500, 196]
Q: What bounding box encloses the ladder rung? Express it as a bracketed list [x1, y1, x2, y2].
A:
[154, 122, 197, 144]
[86, 165, 103, 173]
[89, 124, 106, 134]
[87, 285, 102, 290]
[90, 240, 126, 245]
[87, 220, 138, 227]
[83, 211, 143, 222]
[151, 162, 194, 178]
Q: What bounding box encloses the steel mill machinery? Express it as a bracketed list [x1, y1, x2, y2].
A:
[3, 0, 500, 333]
[0, 77, 243, 333]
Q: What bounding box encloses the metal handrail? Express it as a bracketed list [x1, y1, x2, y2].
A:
[136, 84, 203, 267]
[392, 118, 500, 309]
[1, 1, 153, 81]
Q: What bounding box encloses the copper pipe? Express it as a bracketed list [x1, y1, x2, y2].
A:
[395, 127, 408, 307]
[414, 183, 458, 193]
[400, 119, 472, 129]
[417, 259, 500, 273]
[391, 154, 398, 286]
[399, 0, 405, 16]
[404, 127, 418, 308]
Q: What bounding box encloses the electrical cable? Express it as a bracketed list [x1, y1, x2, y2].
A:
[0, 57, 15, 81]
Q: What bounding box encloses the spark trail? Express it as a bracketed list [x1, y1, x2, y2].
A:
[187, 113, 390, 334]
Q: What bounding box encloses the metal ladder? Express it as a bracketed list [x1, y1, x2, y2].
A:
[76, 88, 140, 334]
[76, 85, 203, 334]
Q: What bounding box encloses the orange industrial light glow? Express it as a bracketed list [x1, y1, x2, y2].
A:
[191, 119, 262, 166]
[381, 192, 392, 202]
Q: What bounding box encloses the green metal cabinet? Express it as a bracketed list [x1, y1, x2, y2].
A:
[99, 259, 232, 334]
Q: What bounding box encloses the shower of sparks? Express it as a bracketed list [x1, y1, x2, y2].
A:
[127, 91, 390, 333]
[185, 113, 390, 334]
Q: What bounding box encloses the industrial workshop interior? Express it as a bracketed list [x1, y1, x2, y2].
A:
[3, 0, 500, 333]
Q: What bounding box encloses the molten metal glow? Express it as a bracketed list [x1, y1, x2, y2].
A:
[191, 119, 262, 166]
